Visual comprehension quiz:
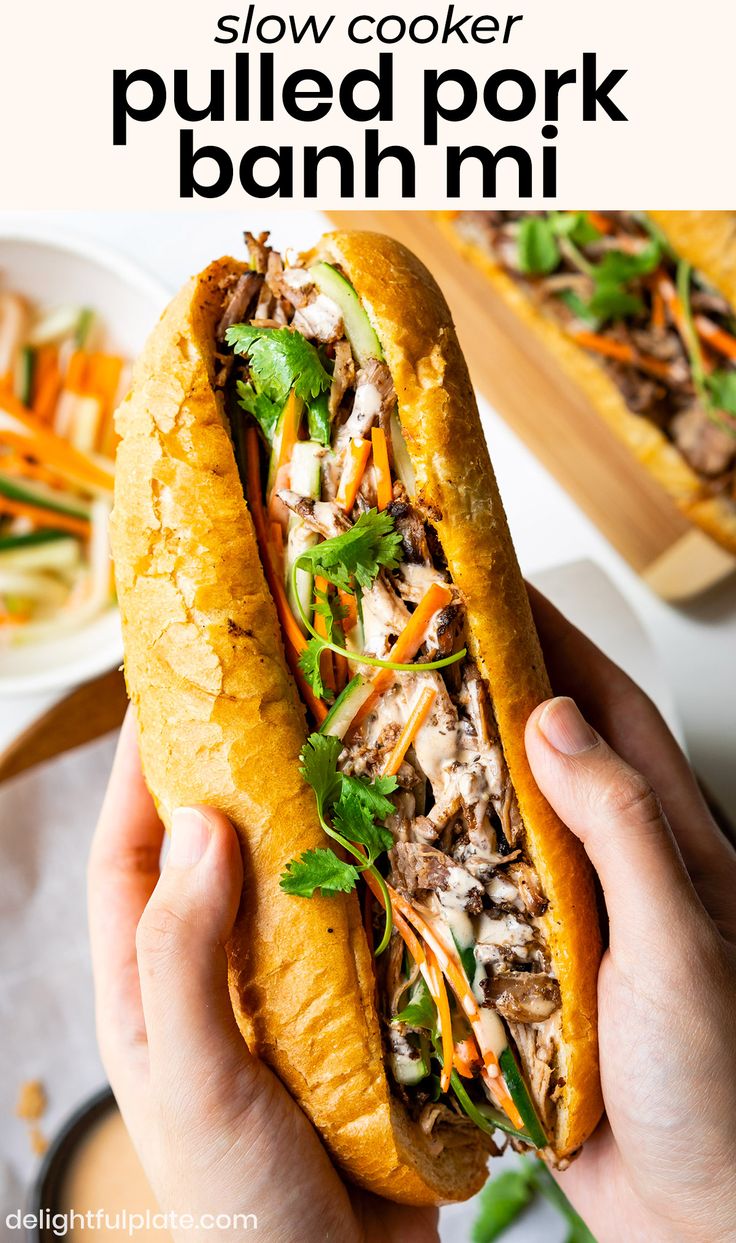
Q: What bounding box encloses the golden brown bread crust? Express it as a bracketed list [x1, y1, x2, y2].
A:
[110, 255, 488, 1205]
[319, 231, 602, 1154]
[111, 232, 602, 1199]
[437, 211, 736, 556]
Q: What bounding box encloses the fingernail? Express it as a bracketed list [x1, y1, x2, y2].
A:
[169, 808, 211, 868]
[538, 697, 598, 756]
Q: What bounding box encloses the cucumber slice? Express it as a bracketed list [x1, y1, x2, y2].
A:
[15, 346, 35, 406]
[28, 305, 82, 347]
[450, 1070, 533, 1144]
[0, 535, 80, 574]
[0, 568, 68, 605]
[391, 1042, 431, 1086]
[0, 529, 70, 554]
[75, 308, 96, 349]
[499, 1046, 548, 1149]
[448, 917, 476, 984]
[390, 412, 415, 495]
[0, 472, 91, 521]
[309, 263, 383, 367]
[285, 440, 321, 629]
[320, 674, 374, 738]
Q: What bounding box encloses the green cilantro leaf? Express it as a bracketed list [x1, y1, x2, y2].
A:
[556, 289, 601, 328]
[314, 586, 348, 646]
[706, 370, 736, 421]
[394, 978, 436, 1030]
[296, 508, 403, 592]
[279, 848, 359, 897]
[332, 786, 394, 861]
[225, 324, 331, 407]
[549, 211, 601, 247]
[587, 283, 644, 322]
[307, 390, 332, 447]
[298, 733, 342, 817]
[340, 773, 398, 823]
[593, 241, 661, 286]
[471, 1165, 536, 1243]
[517, 218, 560, 276]
[298, 638, 332, 701]
[235, 380, 281, 444]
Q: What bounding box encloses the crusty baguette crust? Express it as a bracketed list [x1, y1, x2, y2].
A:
[111, 233, 602, 1200]
[437, 211, 736, 555]
[318, 232, 602, 1154]
[111, 256, 488, 1205]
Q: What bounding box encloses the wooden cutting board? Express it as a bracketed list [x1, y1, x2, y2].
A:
[327, 211, 736, 601]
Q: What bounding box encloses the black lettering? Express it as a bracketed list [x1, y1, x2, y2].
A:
[214, 15, 239, 44]
[256, 15, 286, 43]
[424, 68, 476, 145]
[173, 70, 225, 122]
[542, 126, 557, 194]
[365, 130, 415, 197]
[483, 70, 535, 121]
[113, 69, 166, 146]
[376, 15, 405, 43]
[289, 13, 335, 43]
[442, 3, 471, 42]
[239, 146, 293, 197]
[410, 15, 439, 42]
[544, 68, 576, 121]
[235, 52, 249, 120]
[260, 52, 274, 121]
[179, 131, 232, 197]
[340, 53, 393, 122]
[471, 16, 498, 42]
[503, 14, 524, 42]
[348, 15, 373, 43]
[283, 70, 332, 121]
[582, 53, 627, 121]
[446, 145, 532, 197]
[304, 145, 355, 196]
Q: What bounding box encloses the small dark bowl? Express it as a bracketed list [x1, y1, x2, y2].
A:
[27, 1086, 115, 1242]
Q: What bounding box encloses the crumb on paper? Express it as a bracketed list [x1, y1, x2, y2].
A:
[16, 1080, 47, 1122]
[29, 1125, 48, 1156]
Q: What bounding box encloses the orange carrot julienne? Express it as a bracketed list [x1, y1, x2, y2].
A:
[0, 452, 69, 490]
[569, 330, 673, 382]
[426, 949, 453, 1093]
[0, 391, 114, 492]
[650, 283, 666, 332]
[0, 497, 89, 538]
[382, 686, 436, 776]
[371, 425, 392, 511]
[454, 1038, 481, 1079]
[339, 588, 358, 634]
[350, 582, 453, 731]
[65, 350, 89, 395]
[586, 210, 613, 235]
[274, 390, 301, 480]
[285, 638, 328, 724]
[314, 575, 336, 696]
[336, 435, 372, 512]
[695, 316, 736, 362]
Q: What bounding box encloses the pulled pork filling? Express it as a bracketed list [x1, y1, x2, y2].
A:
[453, 210, 736, 499]
[218, 232, 563, 1158]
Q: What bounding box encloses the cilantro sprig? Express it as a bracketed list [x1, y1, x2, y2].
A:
[286, 509, 466, 699]
[280, 733, 398, 953]
[226, 324, 333, 447]
[677, 260, 736, 434]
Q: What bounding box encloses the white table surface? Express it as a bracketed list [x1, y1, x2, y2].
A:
[1, 208, 734, 816]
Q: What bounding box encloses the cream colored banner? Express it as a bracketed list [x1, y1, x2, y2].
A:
[0, 0, 732, 207]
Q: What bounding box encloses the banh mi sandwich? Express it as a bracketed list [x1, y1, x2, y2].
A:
[111, 229, 602, 1205]
[438, 211, 736, 554]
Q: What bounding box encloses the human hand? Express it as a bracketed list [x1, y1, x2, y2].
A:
[87, 711, 438, 1243]
[525, 589, 736, 1243]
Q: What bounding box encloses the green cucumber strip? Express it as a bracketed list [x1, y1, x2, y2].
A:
[309, 262, 383, 367]
[389, 412, 415, 494]
[15, 346, 35, 406]
[75, 308, 95, 349]
[0, 472, 91, 520]
[450, 927, 476, 984]
[499, 1047, 548, 1149]
[0, 535, 80, 574]
[450, 1070, 533, 1145]
[0, 529, 70, 553]
[320, 674, 373, 739]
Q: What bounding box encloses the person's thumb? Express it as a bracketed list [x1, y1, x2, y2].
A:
[525, 696, 701, 961]
[135, 806, 250, 1087]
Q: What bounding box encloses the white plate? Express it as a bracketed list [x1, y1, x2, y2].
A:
[0, 227, 169, 697]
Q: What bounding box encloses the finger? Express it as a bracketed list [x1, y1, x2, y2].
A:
[525, 696, 707, 967]
[528, 585, 735, 884]
[135, 805, 254, 1100]
[88, 709, 163, 1085]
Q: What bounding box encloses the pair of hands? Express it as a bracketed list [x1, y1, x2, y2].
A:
[88, 591, 736, 1243]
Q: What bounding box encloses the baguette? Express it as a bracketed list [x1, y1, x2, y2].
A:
[111, 230, 602, 1205]
[437, 211, 736, 555]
